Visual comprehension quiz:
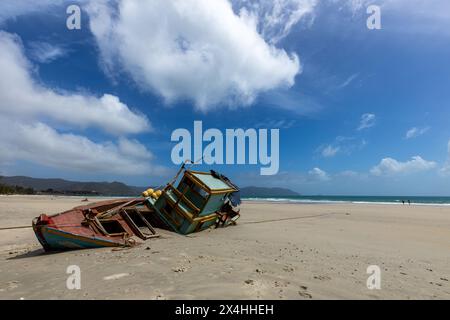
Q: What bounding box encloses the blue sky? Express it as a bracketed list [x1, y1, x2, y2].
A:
[0, 0, 449, 195]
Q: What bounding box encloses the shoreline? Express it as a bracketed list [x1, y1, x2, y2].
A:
[242, 199, 450, 207]
[2, 194, 450, 207]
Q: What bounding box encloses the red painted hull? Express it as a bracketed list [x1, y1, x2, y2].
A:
[32, 198, 157, 251]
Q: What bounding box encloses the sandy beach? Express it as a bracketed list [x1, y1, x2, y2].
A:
[0, 195, 449, 300]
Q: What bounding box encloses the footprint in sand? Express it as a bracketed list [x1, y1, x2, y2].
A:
[283, 266, 295, 273]
[430, 282, 443, 287]
[172, 266, 188, 273]
[278, 290, 284, 299]
[151, 291, 166, 300]
[243, 279, 267, 299]
[274, 281, 289, 288]
[313, 275, 331, 281]
[298, 291, 312, 299]
[6, 281, 19, 290]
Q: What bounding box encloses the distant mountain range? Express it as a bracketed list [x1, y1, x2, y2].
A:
[0, 176, 143, 196]
[0, 176, 299, 198]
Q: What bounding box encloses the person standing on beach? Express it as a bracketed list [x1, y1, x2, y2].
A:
[408, 200, 411, 205]
[402, 200, 405, 205]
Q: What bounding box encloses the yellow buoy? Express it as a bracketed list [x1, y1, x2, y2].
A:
[155, 190, 162, 197]
[142, 191, 149, 197]
[146, 188, 154, 195]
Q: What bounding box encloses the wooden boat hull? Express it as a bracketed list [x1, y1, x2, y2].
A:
[32, 198, 155, 251]
[33, 224, 124, 250]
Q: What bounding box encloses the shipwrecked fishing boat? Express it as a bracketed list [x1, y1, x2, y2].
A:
[32, 165, 241, 251]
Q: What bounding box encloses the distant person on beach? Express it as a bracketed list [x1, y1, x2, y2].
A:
[408, 200, 411, 205]
[402, 200, 405, 205]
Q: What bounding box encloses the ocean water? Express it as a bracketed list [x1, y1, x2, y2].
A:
[242, 196, 450, 206]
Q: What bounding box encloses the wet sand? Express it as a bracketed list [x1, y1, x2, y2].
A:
[0, 195, 449, 299]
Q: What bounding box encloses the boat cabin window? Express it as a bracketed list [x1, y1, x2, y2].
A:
[99, 220, 126, 235]
[177, 177, 209, 209]
[127, 210, 148, 228]
[178, 178, 207, 197]
[121, 209, 157, 239]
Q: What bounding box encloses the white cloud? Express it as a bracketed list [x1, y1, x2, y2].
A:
[308, 167, 330, 181]
[332, 0, 370, 14]
[0, 31, 150, 135]
[336, 73, 359, 89]
[405, 126, 430, 139]
[0, 31, 162, 176]
[254, 118, 296, 129]
[371, 156, 437, 176]
[28, 41, 68, 63]
[0, 119, 162, 175]
[0, 0, 66, 24]
[317, 136, 366, 158]
[261, 89, 323, 115]
[357, 113, 376, 131]
[86, 0, 301, 110]
[233, 0, 317, 44]
[321, 145, 340, 158]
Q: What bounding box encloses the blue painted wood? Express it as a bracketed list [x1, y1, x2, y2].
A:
[40, 227, 120, 250]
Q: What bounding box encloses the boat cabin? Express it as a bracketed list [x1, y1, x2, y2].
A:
[147, 170, 239, 234]
[32, 168, 240, 251]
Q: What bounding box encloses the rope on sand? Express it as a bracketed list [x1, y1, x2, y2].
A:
[0, 224, 86, 231]
[0, 213, 347, 230]
[0, 225, 32, 230]
[242, 212, 346, 225]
